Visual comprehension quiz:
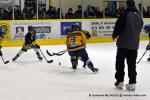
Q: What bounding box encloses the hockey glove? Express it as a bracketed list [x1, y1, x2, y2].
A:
[112, 35, 116, 41]
[31, 41, 36, 45]
[0, 50, 2, 56]
[146, 44, 150, 50]
[0, 45, 2, 49]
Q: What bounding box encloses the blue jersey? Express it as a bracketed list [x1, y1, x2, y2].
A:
[0, 30, 6, 38]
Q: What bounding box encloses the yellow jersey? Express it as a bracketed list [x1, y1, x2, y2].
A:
[66, 30, 87, 51]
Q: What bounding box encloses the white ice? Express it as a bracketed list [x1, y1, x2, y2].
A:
[0, 41, 150, 100]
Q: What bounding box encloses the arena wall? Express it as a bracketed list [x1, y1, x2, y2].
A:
[0, 18, 149, 47]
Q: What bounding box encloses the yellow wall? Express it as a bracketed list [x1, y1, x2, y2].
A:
[2, 36, 149, 47]
[0, 19, 149, 47]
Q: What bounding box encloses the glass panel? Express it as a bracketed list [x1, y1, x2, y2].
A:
[0, 0, 13, 20]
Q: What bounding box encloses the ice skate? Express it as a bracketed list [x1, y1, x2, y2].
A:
[147, 57, 150, 62]
[72, 64, 77, 70]
[125, 84, 136, 91]
[114, 82, 124, 89]
[88, 66, 99, 73]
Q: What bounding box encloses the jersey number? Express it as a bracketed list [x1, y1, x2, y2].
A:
[70, 36, 78, 47]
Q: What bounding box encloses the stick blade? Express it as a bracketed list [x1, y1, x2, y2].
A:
[4, 60, 9, 64]
[47, 60, 53, 63]
[46, 50, 54, 56]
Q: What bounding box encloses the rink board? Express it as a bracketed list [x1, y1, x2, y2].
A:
[0, 18, 150, 47]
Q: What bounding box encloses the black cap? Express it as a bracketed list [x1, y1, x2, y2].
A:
[126, 0, 135, 7]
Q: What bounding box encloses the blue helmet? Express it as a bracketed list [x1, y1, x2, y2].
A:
[144, 24, 150, 32]
[0, 27, 6, 37]
[71, 24, 80, 31]
[28, 26, 34, 31]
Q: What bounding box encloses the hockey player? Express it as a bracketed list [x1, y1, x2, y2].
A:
[66, 24, 98, 72]
[0, 26, 6, 57]
[143, 24, 150, 61]
[12, 26, 43, 61]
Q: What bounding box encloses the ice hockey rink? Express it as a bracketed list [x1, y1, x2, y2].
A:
[0, 41, 150, 100]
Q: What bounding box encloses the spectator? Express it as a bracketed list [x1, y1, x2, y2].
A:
[46, 6, 57, 19]
[116, 7, 125, 17]
[0, 8, 6, 20]
[138, 3, 146, 17]
[14, 5, 22, 20]
[56, 8, 64, 19]
[146, 6, 150, 17]
[84, 5, 96, 18]
[95, 7, 103, 18]
[105, 8, 112, 18]
[65, 8, 74, 19]
[74, 5, 82, 18]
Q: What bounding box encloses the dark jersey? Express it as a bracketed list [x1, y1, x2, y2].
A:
[25, 31, 36, 45]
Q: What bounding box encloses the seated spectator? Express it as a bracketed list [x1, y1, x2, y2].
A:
[65, 8, 74, 19]
[105, 8, 112, 18]
[14, 5, 22, 20]
[138, 3, 146, 17]
[46, 6, 57, 19]
[0, 8, 6, 20]
[95, 7, 103, 18]
[146, 6, 150, 17]
[56, 8, 64, 19]
[116, 7, 125, 17]
[84, 5, 96, 18]
[74, 5, 82, 18]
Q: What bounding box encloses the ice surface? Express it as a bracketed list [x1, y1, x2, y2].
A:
[0, 41, 150, 100]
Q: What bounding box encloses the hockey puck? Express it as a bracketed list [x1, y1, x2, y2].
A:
[59, 62, 61, 66]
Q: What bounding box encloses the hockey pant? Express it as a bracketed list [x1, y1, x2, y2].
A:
[68, 48, 95, 69]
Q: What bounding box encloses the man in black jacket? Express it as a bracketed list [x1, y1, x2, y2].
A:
[112, 0, 143, 91]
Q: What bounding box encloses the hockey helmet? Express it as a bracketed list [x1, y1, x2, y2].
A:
[144, 24, 150, 32]
[71, 24, 80, 31]
[28, 26, 34, 31]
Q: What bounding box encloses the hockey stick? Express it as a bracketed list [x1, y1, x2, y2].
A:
[137, 50, 147, 64]
[39, 49, 53, 63]
[0, 56, 9, 64]
[46, 49, 68, 56]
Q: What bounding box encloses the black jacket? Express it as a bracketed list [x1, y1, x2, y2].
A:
[25, 32, 36, 45]
[113, 7, 143, 50]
